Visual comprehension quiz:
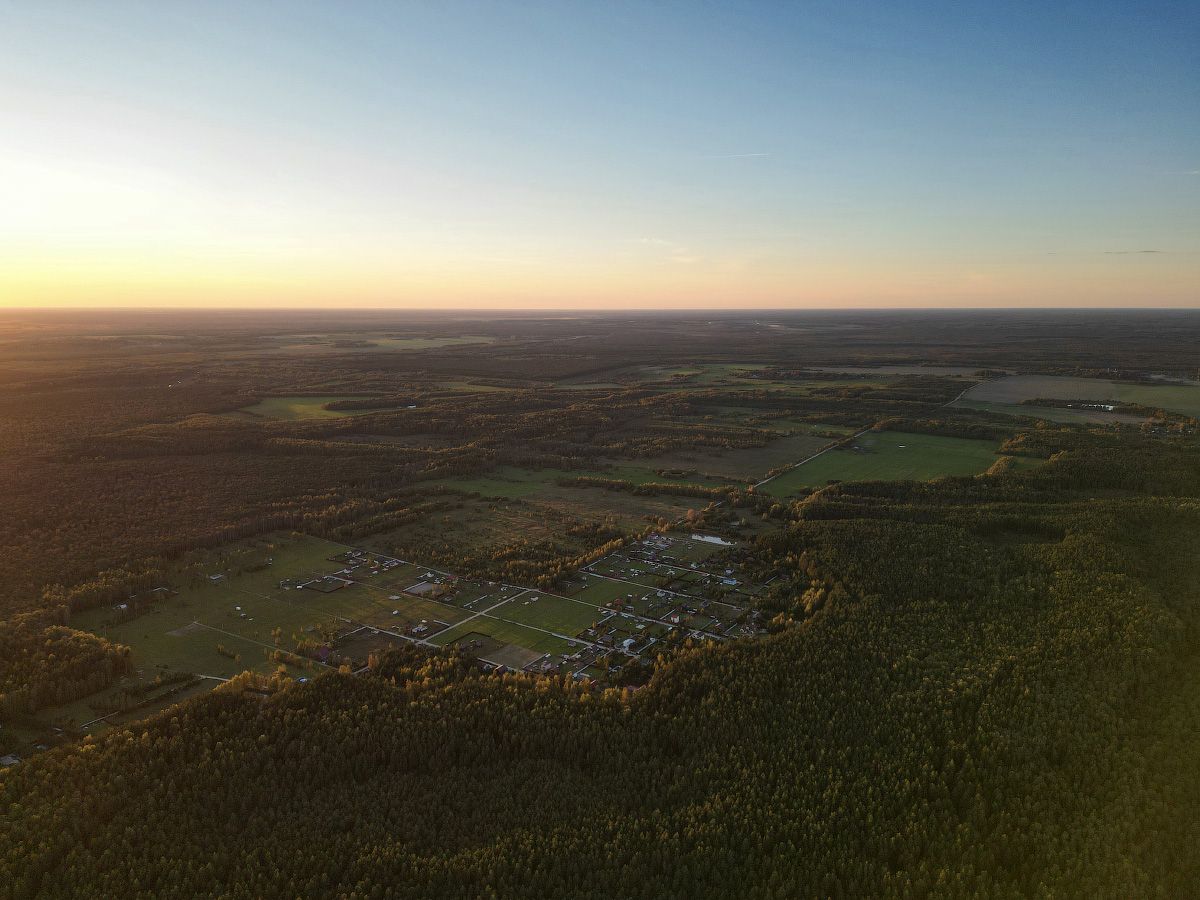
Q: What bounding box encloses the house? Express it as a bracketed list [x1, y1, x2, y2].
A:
[0, 755, 20, 767]
[208, 573, 226, 583]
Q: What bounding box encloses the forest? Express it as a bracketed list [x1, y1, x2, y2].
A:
[0, 310, 1198, 898]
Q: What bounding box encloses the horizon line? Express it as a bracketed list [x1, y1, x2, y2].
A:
[2, 305, 1199, 314]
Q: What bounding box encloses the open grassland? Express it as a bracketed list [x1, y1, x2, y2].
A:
[760, 431, 1000, 496]
[633, 432, 832, 482]
[492, 593, 606, 635]
[962, 375, 1200, 417]
[950, 399, 1145, 425]
[431, 615, 571, 654]
[569, 578, 639, 607]
[234, 396, 364, 420]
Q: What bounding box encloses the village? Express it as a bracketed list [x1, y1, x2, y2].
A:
[0, 526, 769, 766]
[320, 530, 766, 680]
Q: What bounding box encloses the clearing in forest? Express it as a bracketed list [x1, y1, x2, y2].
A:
[957, 375, 1200, 419]
[233, 396, 367, 420]
[760, 431, 1000, 496]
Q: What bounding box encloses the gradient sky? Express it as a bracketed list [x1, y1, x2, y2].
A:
[1, 1, 1197, 309]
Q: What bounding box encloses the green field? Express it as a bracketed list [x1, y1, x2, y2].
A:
[646, 535, 728, 565]
[633, 432, 833, 482]
[431, 615, 572, 654]
[760, 431, 1000, 496]
[950, 399, 1144, 425]
[433, 433, 837, 500]
[493, 593, 607, 635]
[235, 396, 364, 420]
[569, 577, 643, 607]
[961, 375, 1200, 418]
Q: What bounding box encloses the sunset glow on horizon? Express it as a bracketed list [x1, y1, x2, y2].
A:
[1, 1, 1197, 310]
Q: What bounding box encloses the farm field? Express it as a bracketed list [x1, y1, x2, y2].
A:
[960, 375, 1200, 417]
[492, 593, 607, 635]
[760, 431, 1001, 496]
[950, 399, 1145, 425]
[234, 395, 368, 420]
[431, 615, 572, 655]
[568, 577, 646, 608]
[633, 432, 834, 482]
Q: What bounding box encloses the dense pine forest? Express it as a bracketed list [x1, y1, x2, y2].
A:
[1, 311, 1199, 898]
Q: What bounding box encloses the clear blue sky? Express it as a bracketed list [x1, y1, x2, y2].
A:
[0, 0, 1196, 307]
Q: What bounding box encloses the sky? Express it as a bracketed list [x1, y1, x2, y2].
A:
[0, 0, 1197, 309]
